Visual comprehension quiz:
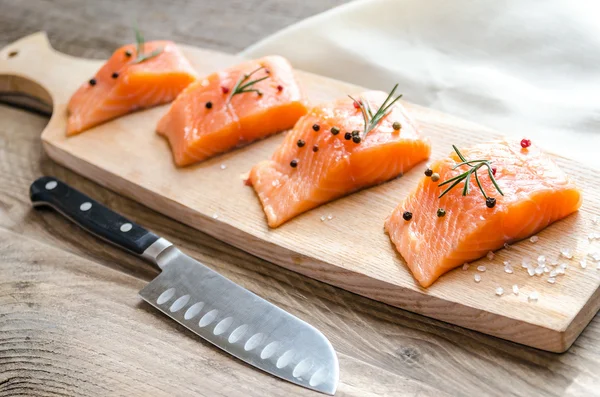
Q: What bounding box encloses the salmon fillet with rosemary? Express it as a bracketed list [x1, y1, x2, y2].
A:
[67, 40, 197, 135]
[156, 56, 307, 166]
[385, 139, 583, 288]
[248, 90, 431, 228]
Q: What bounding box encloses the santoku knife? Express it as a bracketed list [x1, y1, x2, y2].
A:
[29, 176, 339, 394]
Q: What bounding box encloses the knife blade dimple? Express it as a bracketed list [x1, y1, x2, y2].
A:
[139, 248, 339, 395]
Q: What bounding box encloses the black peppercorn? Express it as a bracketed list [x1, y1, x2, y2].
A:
[352, 135, 361, 144]
[89, 78, 97, 86]
[111, 72, 119, 79]
[312, 145, 319, 152]
[425, 168, 433, 177]
[205, 101, 213, 109]
[125, 50, 132, 57]
[486, 197, 497, 208]
[290, 159, 298, 168]
[402, 211, 413, 221]
[344, 132, 352, 140]
[437, 208, 446, 217]
[312, 124, 320, 132]
[331, 127, 340, 135]
[297, 139, 305, 148]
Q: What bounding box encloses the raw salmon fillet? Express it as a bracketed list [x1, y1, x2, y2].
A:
[248, 91, 431, 228]
[67, 41, 197, 135]
[385, 139, 582, 288]
[156, 56, 307, 166]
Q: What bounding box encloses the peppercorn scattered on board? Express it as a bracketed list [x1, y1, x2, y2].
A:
[3, 32, 600, 352]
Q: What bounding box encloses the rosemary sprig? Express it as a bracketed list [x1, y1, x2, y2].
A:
[228, 66, 270, 102]
[131, 25, 162, 64]
[349, 84, 403, 138]
[438, 145, 504, 200]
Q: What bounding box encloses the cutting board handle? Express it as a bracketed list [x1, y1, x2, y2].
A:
[0, 32, 92, 113]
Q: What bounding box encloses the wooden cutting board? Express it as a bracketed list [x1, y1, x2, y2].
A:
[2, 32, 599, 353]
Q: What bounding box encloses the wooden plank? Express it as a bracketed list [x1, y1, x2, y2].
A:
[1, 32, 599, 353]
[1, 101, 600, 397]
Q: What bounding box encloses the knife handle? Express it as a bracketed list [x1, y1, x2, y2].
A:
[30, 176, 160, 255]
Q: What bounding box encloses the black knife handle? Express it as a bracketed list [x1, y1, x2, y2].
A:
[30, 176, 159, 255]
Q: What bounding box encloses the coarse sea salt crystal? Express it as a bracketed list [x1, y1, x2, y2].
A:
[495, 287, 504, 296]
[549, 270, 558, 278]
[320, 215, 326, 222]
[528, 291, 539, 302]
[521, 259, 531, 269]
[537, 255, 546, 265]
[212, 213, 219, 219]
[590, 252, 600, 262]
[474, 274, 481, 283]
[504, 264, 513, 274]
[527, 267, 536, 276]
[327, 214, 333, 220]
[512, 285, 519, 295]
[548, 277, 556, 284]
[462, 263, 469, 271]
[220, 164, 227, 170]
[477, 265, 486, 272]
[535, 267, 544, 276]
[580, 259, 587, 269]
[487, 251, 495, 260]
[529, 236, 539, 243]
[560, 248, 573, 259]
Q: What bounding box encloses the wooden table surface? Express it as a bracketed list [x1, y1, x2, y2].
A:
[1, 1, 599, 396]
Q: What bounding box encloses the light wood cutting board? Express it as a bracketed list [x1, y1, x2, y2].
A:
[2, 32, 599, 353]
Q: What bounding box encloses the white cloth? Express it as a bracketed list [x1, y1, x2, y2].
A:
[241, 0, 600, 169]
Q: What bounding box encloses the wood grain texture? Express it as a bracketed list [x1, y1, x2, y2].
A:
[0, 1, 599, 396]
[3, 31, 600, 353]
[1, 70, 600, 397]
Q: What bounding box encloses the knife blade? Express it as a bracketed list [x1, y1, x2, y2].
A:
[29, 176, 339, 395]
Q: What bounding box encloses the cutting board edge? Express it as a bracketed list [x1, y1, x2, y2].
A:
[41, 136, 586, 353]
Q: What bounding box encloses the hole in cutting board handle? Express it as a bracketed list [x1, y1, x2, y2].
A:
[6, 50, 18, 59]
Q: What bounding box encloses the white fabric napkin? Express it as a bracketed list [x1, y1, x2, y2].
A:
[241, 0, 600, 169]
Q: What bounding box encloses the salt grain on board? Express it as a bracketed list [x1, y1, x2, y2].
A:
[560, 247, 573, 259]
[474, 274, 481, 283]
[537, 255, 546, 265]
[529, 236, 539, 243]
[495, 287, 504, 296]
[512, 285, 519, 295]
[580, 259, 587, 269]
[548, 277, 556, 284]
[535, 267, 544, 276]
[477, 265, 486, 272]
[220, 164, 227, 170]
[590, 252, 600, 262]
[528, 291, 539, 302]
